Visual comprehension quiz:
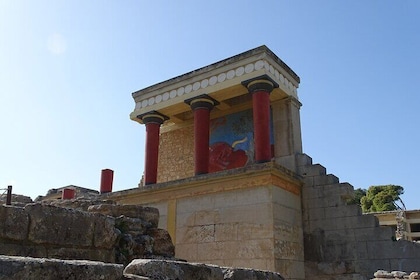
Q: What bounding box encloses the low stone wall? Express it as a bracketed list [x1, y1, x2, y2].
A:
[0, 202, 174, 264]
[0, 203, 117, 262]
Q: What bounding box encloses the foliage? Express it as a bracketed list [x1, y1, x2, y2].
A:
[359, 185, 404, 213]
[347, 188, 366, 206]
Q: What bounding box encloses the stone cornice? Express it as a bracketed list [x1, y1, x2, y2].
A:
[130, 46, 300, 124]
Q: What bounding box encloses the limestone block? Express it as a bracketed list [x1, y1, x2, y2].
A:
[236, 239, 274, 259]
[25, 203, 94, 247]
[196, 241, 233, 260]
[297, 164, 326, 177]
[272, 186, 301, 209]
[236, 223, 273, 240]
[373, 269, 393, 278]
[296, 153, 313, 167]
[215, 223, 238, 241]
[222, 267, 285, 280]
[274, 223, 303, 243]
[123, 259, 224, 280]
[313, 174, 339, 186]
[301, 186, 322, 201]
[88, 204, 159, 228]
[354, 226, 394, 242]
[46, 247, 115, 263]
[114, 215, 149, 235]
[146, 228, 175, 257]
[218, 203, 273, 225]
[93, 213, 118, 249]
[301, 176, 314, 188]
[355, 258, 391, 276]
[274, 240, 304, 260]
[389, 251, 420, 271]
[177, 195, 215, 214]
[0, 255, 124, 280]
[178, 224, 215, 244]
[213, 187, 271, 209]
[0, 205, 29, 241]
[175, 243, 198, 260]
[0, 243, 47, 258]
[195, 210, 220, 225]
[410, 272, 420, 279]
[324, 228, 356, 242]
[275, 259, 306, 280]
[231, 258, 272, 271]
[321, 183, 354, 201]
[324, 204, 362, 219]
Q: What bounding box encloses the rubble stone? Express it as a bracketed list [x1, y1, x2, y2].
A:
[0, 255, 124, 280]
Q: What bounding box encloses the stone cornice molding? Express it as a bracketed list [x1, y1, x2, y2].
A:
[130, 45, 301, 125]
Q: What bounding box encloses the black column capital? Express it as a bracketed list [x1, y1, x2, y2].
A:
[242, 74, 278, 94]
[184, 94, 220, 111]
[137, 111, 169, 125]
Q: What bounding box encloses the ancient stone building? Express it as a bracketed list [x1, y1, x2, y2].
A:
[105, 45, 420, 280]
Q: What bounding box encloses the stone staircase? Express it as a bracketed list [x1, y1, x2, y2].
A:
[296, 153, 420, 279]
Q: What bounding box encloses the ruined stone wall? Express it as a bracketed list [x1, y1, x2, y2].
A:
[0, 202, 175, 265]
[296, 153, 420, 279]
[0, 203, 117, 263]
[157, 125, 194, 183]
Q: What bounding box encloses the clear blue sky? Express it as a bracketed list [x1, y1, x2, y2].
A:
[1, 1, 419, 209]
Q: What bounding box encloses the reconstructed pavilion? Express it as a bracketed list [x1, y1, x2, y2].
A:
[106, 46, 420, 280]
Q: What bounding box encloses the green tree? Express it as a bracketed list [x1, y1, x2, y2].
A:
[347, 188, 366, 206]
[360, 185, 404, 213]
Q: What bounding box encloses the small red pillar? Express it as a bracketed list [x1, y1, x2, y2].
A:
[139, 112, 168, 185]
[62, 188, 75, 199]
[185, 95, 218, 175]
[100, 169, 114, 193]
[243, 77, 275, 163]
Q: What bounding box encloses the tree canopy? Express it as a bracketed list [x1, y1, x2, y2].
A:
[349, 185, 404, 213]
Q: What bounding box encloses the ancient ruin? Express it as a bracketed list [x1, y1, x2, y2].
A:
[1, 45, 420, 279]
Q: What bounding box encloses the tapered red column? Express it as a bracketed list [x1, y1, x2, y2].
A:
[243, 78, 275, 163]
[185, 95, 218, 175]
[139, 111, 168, 185]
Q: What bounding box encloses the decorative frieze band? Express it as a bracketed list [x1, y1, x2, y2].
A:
[134, 60, 298, 111]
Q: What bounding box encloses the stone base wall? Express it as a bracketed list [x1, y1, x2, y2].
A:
[297, 153, 420, 279]
[110, 164, 305, 279]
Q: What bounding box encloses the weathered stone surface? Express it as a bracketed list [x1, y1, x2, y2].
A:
[0, 255, 124, 280]
[410, 272, 420, 279]
[92, 212, 118, 249]
[146, 228, 175, 258]
[222, 267, 285, 280]
[0, 205, 29, 241]
[45, 198, 115, 212]
[124, 259, 224, 280]
[0, 194, 32, 207]
[115, 215, 150, 235]
[26, 203, 96, 247]
[88, 204, 159, 227]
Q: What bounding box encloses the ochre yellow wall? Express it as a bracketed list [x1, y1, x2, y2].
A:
[157, 126, 194, 183]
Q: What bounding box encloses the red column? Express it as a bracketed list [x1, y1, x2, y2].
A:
[100, 169, 114, 193]
[140, 112, 167, 185]
[245, 79, 275, 163]
[185, 95, 218, 175]
[62, 188, 76, 199]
